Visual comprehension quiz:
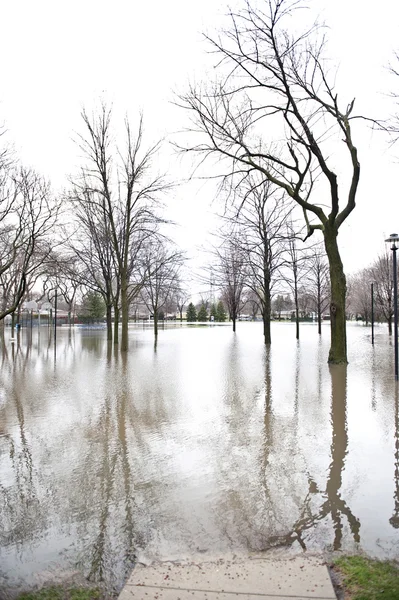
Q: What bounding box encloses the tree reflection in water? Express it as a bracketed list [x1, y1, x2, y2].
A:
[266, 364, 360, 551]
[1, 324, 399, 594]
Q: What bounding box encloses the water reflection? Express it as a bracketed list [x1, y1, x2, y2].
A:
[390, 385, 399, 528]
[259, 363, 360, 552]
[0, 324, 398, 595]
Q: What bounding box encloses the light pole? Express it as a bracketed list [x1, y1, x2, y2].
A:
[371, 282, 374, 346]
[386, 233, 399, 381]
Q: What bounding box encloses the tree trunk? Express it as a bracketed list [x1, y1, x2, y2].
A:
[114, 306, 119, 344]
[388, 316, 393, 336]
[324, 226, 347, 364]
[121, 279, 129, 352]
[317, 279, 322, 335]
[232, 317, 236, 332]
[106, 304, 112, 342]
[262, 294, 272, 344]
[153, 312, 158, 337]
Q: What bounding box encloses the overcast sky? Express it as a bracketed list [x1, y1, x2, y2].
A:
[1, 0, 399, 295]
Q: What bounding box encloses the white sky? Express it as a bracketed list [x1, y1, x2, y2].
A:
[1, 0, 399, 295]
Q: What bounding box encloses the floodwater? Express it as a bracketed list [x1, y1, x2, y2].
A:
[0, 322, 398, 595]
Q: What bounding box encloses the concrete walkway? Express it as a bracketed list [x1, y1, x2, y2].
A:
[118, 556, 337, 599]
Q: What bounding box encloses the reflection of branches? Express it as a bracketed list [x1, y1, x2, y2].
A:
[266, 365, 360, 551]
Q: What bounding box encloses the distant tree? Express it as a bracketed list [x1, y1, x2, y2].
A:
[216, 300, 227, 322]
[306, 249, 331, 335]
[139, 240, 184, 336]
[282, 222, 311, 340]
[197, 304, 208, 322]
[213, 233, 247, 332]
[347, 269, 374, 324]
[81, 291, 105, 322]
[272, 295, 287, 320]
[186, 302, 197, 322]
[245, 289, 260, 320]
[371, 251, 395, 335]
[175, 286, 190, 322]
[0, 167, 61, 323]
[233, 180, 289, 344]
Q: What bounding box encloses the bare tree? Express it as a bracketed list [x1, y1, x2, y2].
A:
[370, 251, 394, 334]
[306, 248, 330, 335]
[347, 269, 374, 325]
[175, 285, 190, 322]
[71, 104, 168, 351]
[139, 241, 185, 337]
[41, 252, 82, 328]
[178, 0, 364, 363]
[226, 178, 290, 344]
[245, 288, 261, 320]
[281, 221, 312, 340]
[68, 185, 118, 341]
[0, 167, 60, 322]
[212, 233, 248, 332]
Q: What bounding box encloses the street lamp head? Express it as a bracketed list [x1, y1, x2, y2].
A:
[385, 233, 399, 249]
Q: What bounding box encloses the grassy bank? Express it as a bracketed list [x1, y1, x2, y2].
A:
[15, 587, 106, 600]
[332, 556, 399, 600]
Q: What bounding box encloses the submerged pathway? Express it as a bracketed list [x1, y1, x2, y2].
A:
[118, 556, 337, 599]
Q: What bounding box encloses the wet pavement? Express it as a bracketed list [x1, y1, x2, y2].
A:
[118, 556, 336, 600]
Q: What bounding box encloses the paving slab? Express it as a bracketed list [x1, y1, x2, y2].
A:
[118, 556, 336, 599]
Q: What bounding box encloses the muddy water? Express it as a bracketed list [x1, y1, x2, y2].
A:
[0, 322, 398, 594]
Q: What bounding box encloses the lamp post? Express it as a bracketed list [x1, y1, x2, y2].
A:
[371, 282, 375, 345]
[386, 233, 399, 381]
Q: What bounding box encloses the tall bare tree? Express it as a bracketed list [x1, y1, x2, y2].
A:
[0, 167, 60, 322]
[305, 248, 330, 335]
[226, 178, 290, 343]
[68, 186, 117, 341]
[178, 0, 364, 363]
[371, 251, 395, 335]
[347, 269, 374, 325]
[282, 221, 312, 340]
[139, 240, 185, 337]
[212, 233, 247, 332]
[71, 105, 168, 350]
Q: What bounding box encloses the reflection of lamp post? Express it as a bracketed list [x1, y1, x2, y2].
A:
[385, 233, 399, 381]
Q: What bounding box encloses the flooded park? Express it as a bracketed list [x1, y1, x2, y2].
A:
[0, 321, 399, 595]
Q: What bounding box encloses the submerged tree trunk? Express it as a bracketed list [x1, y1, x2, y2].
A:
[106, 305, 112, 342]
[318, 305, 322, 335]
[232, 316, 236, 333]
[317, 278, 322, 335]
[153, 312, 158, 337]
[262, 296, 271, 344]
[388, 316, 393, 336]
[293, 277, 299, 340]
[114, 306, 120, 344]
[121, 279, 129, 352]
[324, 227, 347, 364]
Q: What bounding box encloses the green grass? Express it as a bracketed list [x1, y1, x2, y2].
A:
[335, 556, 399, 600]
[16, 586, 102, 600]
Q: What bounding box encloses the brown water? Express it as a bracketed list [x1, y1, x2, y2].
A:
[0, 322, 398, 595]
